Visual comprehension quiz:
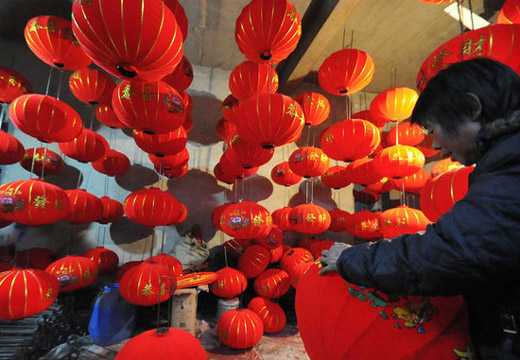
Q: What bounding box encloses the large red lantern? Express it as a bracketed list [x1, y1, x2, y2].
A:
[162, 56, 193, 91]
[72, 0, 183, 81]
[370, 87, 419, 123]
[391, 168, 431, 195]
[145, 254, 183, 278]
[24, 16, 91, 70]
[95, 104, 126, 129]
[221, 94, 240, 124]
[224, 135, 274, 169]
[0, 179, 70, 226]
[123, 188, 179, 227]
[92, 149, 130, 176]
[133, 127, 187, 158]
[20, 148, 63, 176]
[318, 49, 375, 96]
[289, 146, 330, 178]
[279, 247, 313, 274]
[235, 0, 301, 64]
[64, 189, 103, 224]
[45, 255, 98, 292]
[229, 61, 278, 101]
[320, 119, 381, 161]
[271, 207, 293, 231]
[69, 68, 115, 105]
[296, 263, 473, 360]
[0, 268, 59, 320]
[290, 203, 331, 234]
[380, 205, 431, 238]
[236, 93, 305, 149]
[248, 297, 286, 334]
[346, 210, 382, 240]
[498, 0, 520, 24]
[321, 165, 350, 189]
[98, 196, 124, 224]
[59, 128, 108, 163]
[365, 177, 394, 194]
[294, 92, 330, 126]
[238, 245, 271, 278]
[386, 122, 425, 146]
[271, 162, 302, 186]
[219, 201, 272, 240]
[255, 226, 283, 249]
[254, 268, 290, 298]
[218, 309, 264, 349]
[210, 266, 248, 299]
[373, 145, 425, 179]
[82, 247, 119, 274]
[0, 66, 31, 103]
[328, 208, 351, 232]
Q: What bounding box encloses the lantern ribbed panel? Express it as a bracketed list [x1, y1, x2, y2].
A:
[171, 202, 188, 223]
[373, 145, 425, 179]
[391, 168, 431, 195]
[20, 148, 63, 176]
[248, 297, 286, 334]
[222, 94, 241, 124]
[98, 196, 124, 224]
[163, 0, 188, 40]
[223, 238, 250, 260]
[279, 247, 313, 274]
[45, 255, 98, 292]
[254, 268, 290, 298]
[133, 127, 187, 157]
[238, 245, 271, 278]
[288, 146, 329, 178]
[220, 201, 272, 239]
[92, 149, 130, 176]
[144, 254, 182, 277]
[69, 68, 115, 105]
[380, 206, 431, 238]
[82, 247, 119, 274]
[256, 226, 283, 249]
[328, 208, 351, 232]
[224, 135, 274, 169]
[95, 105, 126, 129]
[229, 61, 279, 101]
[321, 165, 350, 189]
[294, 92, 330, 126]
[288, 261, 313, 288]
[123, 188, 179, 227]
[271, 162, 302, 186]
[346, 210, 382, 240]
[370, 87, 419, 123]
[218, 309, 264, 349]
[162, 56, 193, 91]
[116, 261, 141, 283]
[386, 122, 425, 146]
[210, 266, 248, 299]
[0, 66, 32, 103]
[64, 189, 103, 224]
[290, 203, 331, 234]
[212, 203, 233, 230]
[271, 207, 293, 231]
[59, 128, 108, 163]
[270, 245, 284, 263]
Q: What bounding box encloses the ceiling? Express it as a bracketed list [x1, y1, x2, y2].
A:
[0, 0, 506, 94]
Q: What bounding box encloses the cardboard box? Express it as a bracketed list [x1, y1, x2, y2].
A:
[170, 288, 198, 335]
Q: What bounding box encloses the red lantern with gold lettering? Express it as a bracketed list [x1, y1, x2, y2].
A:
[289, 146, 329, 178]
[124, 188, 179, 227]
[248, 297, 286, 334]
[45, 255, 98, 292]
[347, 210, 382, 240]
[229, 61, 278, 101]
[238, 245, 271, 278]
[218, 309, 264, 349]
[69, 68, 115, 105]
[92, 149, 130, 176]
[328, 208, 351, 232]
[133, 127, 187, 157]
[162, 56, 193, 91]
[271, 162, 302, 186]
[220, 201, 272, 239]
[381, 205, 431, 238]
[95, 105, 125, 129]
[82, 247, 119, 274]
[98, 196, 124, 224]
[0, 66, 31, 103]
[321, 165, 350, 189]
[280, 247, 313, 274]
[64, 189, 102, 224]
[373, 145, 425, 179]
[290, 203, 331, 234]
[271, 207, 293, 231]
[59, 128, 108, 163]
[370, 87, 419, 123]
[210, 266, 248, 299]
[20, 148, 63, 176]
[295, 92, 330, 126]
[0, 131, 25, 164]
[430, 158, 462, 177]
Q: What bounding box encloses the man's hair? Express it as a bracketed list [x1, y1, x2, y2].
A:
[411, 58, 520, 135]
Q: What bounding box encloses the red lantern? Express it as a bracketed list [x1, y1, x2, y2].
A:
[123, 188, 179, 227]
[69, 68, 116, 105]
[235, 0, 301, 64]
[229, 61, 278, 101]
[119, 261, 175, 306]
[212, 203, 232, 230]
[0, 179, 70, 226]
[498, 0, 520, 24]
[0, 268, 59, 320]
[59, 128, 108, 163]
[365, 177, 394, 194]
[254, 268, 290, 298]
[45, 255, 98, 292]
[116, 261, 141, 283]
[72, 0, 183, 81]
[238, 245, 271, 278]
[115, 327, 206, 360]
[354, 191, 381, 207]
[20, 148, 63, 176]
[271, 207, 293, 231]
[370, 87, 419, 123]
[112, 80, 185, 134]
[255, 226, 283, 249]
[321, 165, 350, 189]
[64, 189, 102, 224]
[280, 247, 314, 274]
[214, 159, 257, 184]
[347, 210, 382, 240]
[224, 135, 274, 169]
[82, 247, 119, 274]
[180, 90, 193, 116]
[210, 266, 248, 299]
[176, 272, 218, 289]
[162, 56, 193, 91]
[320, 119, 381, 161]
[430, 158, 462, 177]
[294, 92, 330, 126]
[271, 162, 302, 186]
[220, 201, 272, 240]
[290, 203, 331, 234]
[269, 245, 284, 263]
[237, 93, 305, 149]
[318, 49, 375, 96]
[9, 94, 83, 143]
[303, 238, 334, 260]
[380, 206, 431, 238]
[155, 162, 188, 179]
[15, 248, 58, 270]
[171, 202, 188, 224]
[223, 238, 250, 260]
[352, 110, 387, 129]
[216, 118, 237, 140]
[0, 66, 31, 103]
[221, 94, 241, 124]
[248, 297, 286, 334]
[163, 0, 188, 40]
[24, 16, 91, 70]
[343, 157, 383, 186]
[328, 208, 351, 232]
[386, 122, 425, 146]
[149, 148, 190, 172]
[145, 254, 183, 278]
[373, 145, 425, 179]
[417, 135, 440, 158]
[95, 104, 126, 129]
[133, 127, 187, 157]
[218, 309, 264, 350]
[98, 196, 124, 224]
[289, 146, 330, 178]
[92, 149, 130, 176]
[288, 261, 313, 288]
[391, 168, 431, 195]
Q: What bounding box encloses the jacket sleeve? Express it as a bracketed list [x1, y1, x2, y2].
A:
[336, 164, 520, 297]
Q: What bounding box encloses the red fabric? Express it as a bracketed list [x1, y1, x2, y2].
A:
[92, 149, 130, 176]
[352, 110, 387, 129]
[254, 268, 290, 298]
[229, 61, 278, 101]
[123, 187, 179, 227]
[238, 245, 271, 279]
[373, 145, 425, 179]
[380, 206, 431, 238]
[212, 203, 233, 230]
[163, 0, 188, 40]
[220, 201, 272, 240]
[217, 309, 264, 349]
[248, 297, 286, 334]
[344, 157, 383, 186]
[0, 66, 31, 103]
[364, 177, 394, 194]
[223, 238, 250, 260]
[82, 247, 119, 274]
[255, 226, 283, 249]
[269, 245, 284, 263]
[172, 202, 188, 223]
[216, 118, 237, 140]
[321, 165, 350, 189]
[133, 126, 187, 157]
[95, 104, 126, 129]
[214, 155, 258, 183]
[149, 148, 189, 172]
[210, 266, 247, 299]
[64, 189, 103, 224]
[430, 158, 462, 177]
[98, 196, 124, 224]
[271, 162, 302, 187]
[45, 255, 98, 292]
[15, 248, 57, 270]
[290, 203, 331, 234]
[20, 148, 63, 176]
[370, 87, 418, 123]
[59, 128, 108, 163]
[497, 0, 520, 24]
[116, 261, 141, 283]
[163, 55, 193, 91]
[289, 146, 330, 179]
[69, 68, 115, 105]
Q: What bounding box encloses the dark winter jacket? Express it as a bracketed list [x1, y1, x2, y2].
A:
[337, 113, 520, 359]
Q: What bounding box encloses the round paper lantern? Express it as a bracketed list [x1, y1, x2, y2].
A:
[238, 245, 271, 278]
[212, 203, 233, 230]
[279, 247, 314, 274]
[210, 266, 248, 299]
[498, 0, 520, 24]
[112, 80, 185, 134]
[15, 248, 58, 270]
[0, 179, 70, 225]
[220, 201, 272, 240]
[95, 104, 126, 129]
[69, 68, 116, 105]
[221, 94, 241, 124]
[271, 207, 293, 231]
[271, 162, 302, 186]
[214, 159, 258, 184]
[24, 16, 91, 70]
[119, 261, 175, 306]
[0, 66, 31, 103]
[294, 92, 330, 126]
[430, 158, 462, 177]
[373, 145, 425, 179]
[72, 0, 183, 81]
[255, 226, 283, 249]
[364, 177, 394, 194]
[254, 268, 290, 298]
[92, 149, 130, 176]
[370, 87, 419, 123]
[155, 163, 189, 180]
[216, 118, 237, 140]
[149, 148, 190, 172]
[328, 208, 351, 232]
[115, 327, 206, 360]
[82, 247, 119, 274]
[296, 263, 473, 360]
[302, 238, 334, 260]
[116, 261, 141, 283]
[352, 109, 387, 129]
[224, 135, 274, 169]
[229, 61, 278, 101]
[64, 189, 103, 224]
[0, 268, 59, 320]
[288, 261, 313, 288]
[145, 254, 182, 278]
[346, 210, 382, 240]
[391, 168, 431, 195]
[163, 56, 193, 91]
[133, 127, 187, 158]
[237, 93, 305, 149]
[217, 309, 264, 349]
[269, 245, 284, 263]
[290, 203, 331, 234]
[289, 146, 330, 178]
[321, 165, 350, 189]
[320, 118, 381, 161]
[123, 188, 179, 227]
[380, 206, 431, 238]
[98, 196, 124, 224]
[248, 297, 286, 334]
[20, 148, 63, 176]
[416, 135, 440, 158]
[59, 128, 108, 163]
[386, 122, 425, 146]
[318, 49, 375, 96]
[420, 165, 474, 222]
[163, 0, 188, 40]
[9, 94, 83, 143]
[45, 255, 98, 292]
[223, 238, 250, 260]
[344, 157, 383, 186]
[235, 0, 301, 64]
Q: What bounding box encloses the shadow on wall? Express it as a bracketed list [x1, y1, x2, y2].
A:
[225, 174, 273, 203]
[289, 180, 336, 209]
[110, 217, 154, 247]
[187, 90, 222, 145]
[45, 162, 83, 190]
[115, 164, 160, 192]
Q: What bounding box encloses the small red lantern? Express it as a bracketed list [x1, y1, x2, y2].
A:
[271, 207, 293, 231]
[216, 118, 237, 140]
[162, 56, 193, 91]
[295, 92, 330, 126]
[364, 177, 394, 194]
[59, 128, 108, 163]
[20, 148, 63, 176]
[92, 149, 130, 176]
[430, 158, 462, 177]
[391, 168, 431, 195]
[69, 68, 116, 105]
[229, 61, 278, 101]
[220, 201, 273, 240]
[171, 202, 188, 223]
[302, 238, 334, 260]
[210, 266, 248, 299]
[279, 247, 314, 274]
[288, 261, 313, 288]
[82, 247, 119, 274]
[373, 145, 425, 179]
[346, 157, 383, 185]
[270, 245, 284, 263]
[123, 188, 179, 227]
[289, 146, 330, 178]
[222, 94, 241, 124]
[254, 268, 290, 298]
[149, 149, 189, 172]
[321, 165, 350, 189]
[380, 205, 431, 238]
[145, 254, 183, 278]
[370, 87, 419, 123]
[318, 49, 375, 96]
[95, 104, 126, 129]
[223, 238, 250, 260]
[98, 196, 124, 224]
[255, 226, 283, 249]
[386, 122, 425, 146]
[155, 162, 189, 180]
[498, 0, 520, 24]
[346, 210, 382, 240]
[214, 160, 257, 184]
[224, 135, 274, 169]
[64, 189, 102, 224]
[290, 203, 331, 234]
[218, 309, 264, 349]
[248, 297, 286, 334]
[328, 209, 351, 232]
[271, 162, 302, 186]
[45, 255, 98, 292]
[133, 127, 187, 157]
[0, 66, 31, 103]
[0, 268, 59, 320]
[238, 245, 271, 278]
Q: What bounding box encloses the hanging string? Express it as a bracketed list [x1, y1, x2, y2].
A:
[456, 0, 465, 34]
[89, 108, 95, 130]
[310, 178, 314, 204]
[140, 236, 150, 261]
[161, 230, 165, 254]
[29, 147, 38, 180]
[39, 147, 48, 180]
[306, 125, 310, 147]
[156, 276, 162, 331]
[166, 275, 174, 328]
[44, 67, 54, 96]
[468, 0, 475, 30]
[391, 67, 397, 89]
[56, 70, 64, 100]
[149, 231, 155, 263]
[102, 226, 107, 248]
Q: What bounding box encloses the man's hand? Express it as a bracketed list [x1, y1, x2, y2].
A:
[319, 242, 351, 275]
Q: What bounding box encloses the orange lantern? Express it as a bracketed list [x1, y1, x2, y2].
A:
[0, 268, 59, 320]
[176, 272, 218, 289]
[72, 0, 183, 81]
[229, 61, 279, 101]
[321, 165, 350, 189]
[123, 188, 179, 227]
[163, 0, 188, 40]
[0, 66, 32, 103]
[328, 208, 351, 232]
[238, 245, 271, 278]
[95, 104, 126, 129]
[279, 247, 313, 274]
[271, 207, 293, 231]
[417, 135, 440, 158]
[289, 146, 330, 178]
[92, 149, 130, 176]
[345, 157, 383, 186]
[380, 205, 431, 238]
[498, 0, 520, 24]
[64, 189, 102, 224]
[370, 87, 419, 123]
[133, 127, 187, 158]
[221, 94, 241, 124]
[347, 210, 382, 240]
[216, 117, 237, 140]
[0, 179, 70, 226]
[248, 297, 286, 334]
[235, 0, 301, 64]
[20, 148, 63, 176]
[320, 119, 381, 162]
[145, 254, 183, 278]
[98, 196, 124, 224]
[210, 266, 248, 299]
[255, 226, 283, 249]
[45, 255, 98, 292]
[271, 162, 302, 186]
[352, 110, 387, 130]
[430, 158, 462, 177]
[294, 92, 330, 126]
[237, 93, 305, 149]
[162, 56, 193, 91]
[373, 145, 425, 179]
[24, 16, 91, 70]
[59, 128, 108, 163]
[386, 122, 425, 146]
[218, 309, 264, 349]
[391, 168, 431, 195]
[290, 203, 331, 234]
[254, 268, 290, 298]
[82, 247, 119, 274]
[220, 201, 272, 240]
[69, 68, 116, 105]
[224, 135, 274, 169]
[318, 49, 375, 96]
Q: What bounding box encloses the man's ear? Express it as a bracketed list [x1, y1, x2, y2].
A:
[466, 93, 482, 122]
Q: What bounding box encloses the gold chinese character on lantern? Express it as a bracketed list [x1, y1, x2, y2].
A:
[323, 132, 334, 143]
[82, 269, 91, 280]
[305, 214, 316, 223]
[318, 214, 327, 223]
[287, 8, 298, 22]
[460, 34, 486, 58]
[141, 283, 155, 296]
[121, 84, 133, 99]
[308, 152, 319, 161]
[32, 195, 49, 209]
[45, 287, 54, 301]
[142, 84, 154, 101]
[430, 48, 453, 72]
[252, 215, 264, 227]
[286, 103, 299, 118]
